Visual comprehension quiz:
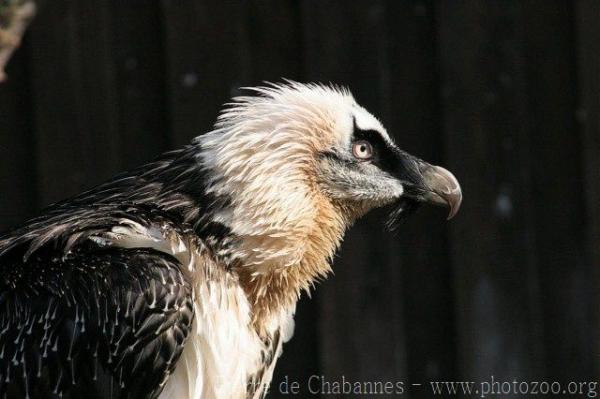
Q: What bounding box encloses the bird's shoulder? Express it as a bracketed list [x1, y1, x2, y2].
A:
[0, 240, 195, 398]
[1, 201, 190, 262]
[0, 201, 201, 398]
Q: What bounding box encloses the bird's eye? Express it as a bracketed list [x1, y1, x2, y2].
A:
[352, 140, 373, 160]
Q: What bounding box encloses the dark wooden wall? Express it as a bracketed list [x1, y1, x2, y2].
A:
[0, 1, 599, 397]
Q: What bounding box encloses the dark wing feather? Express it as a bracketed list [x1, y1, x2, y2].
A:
[0, 241, 194, 399]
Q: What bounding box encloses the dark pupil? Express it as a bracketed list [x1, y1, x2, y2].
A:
[360, 144, 367, 153]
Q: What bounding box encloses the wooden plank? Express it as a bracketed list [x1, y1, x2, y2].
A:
[522, 1, 594, 380]
[437, 0, 545, 382]
[575, 0, 600, 377]
[161, 1, 248, 147]
[243, 1, 303, 83]
[28, 1, 120, 206]
[28, 1, 168, 207]
[110, 1, 169, 168]
[303, 0, 410, 387]
[0, 39, 37, 231]
[383, 0, 457, 388]
[161, 0, 305, 145]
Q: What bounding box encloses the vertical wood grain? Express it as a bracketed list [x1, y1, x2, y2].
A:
[520, 1, 591, 381]
[437, 0, 545, 382]
[161, 1, 248, 147]
[0, 40, 37, 230]
[28, 1, 120, 206]
[576, 0, 600, 377]
[110, 0, 169, 169]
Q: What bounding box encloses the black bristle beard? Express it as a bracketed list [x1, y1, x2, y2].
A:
[385, 198, 420, 232]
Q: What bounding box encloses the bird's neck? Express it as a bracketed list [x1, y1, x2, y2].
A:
[234, 199, 347, 333]
[133, 146, 349, 332]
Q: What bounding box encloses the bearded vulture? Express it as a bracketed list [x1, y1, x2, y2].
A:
[0, 82, 462, 399]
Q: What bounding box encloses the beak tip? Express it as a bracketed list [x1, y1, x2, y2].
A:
[420, 164, 462, 220]
[446, 199, 461, 220]
[445, 190, 463, 220]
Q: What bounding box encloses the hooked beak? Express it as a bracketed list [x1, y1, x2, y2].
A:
[418, 163, 463, 220]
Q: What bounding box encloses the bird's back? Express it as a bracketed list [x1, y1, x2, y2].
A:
[0, 199, 196, 398]
[0, 150, 202, 398]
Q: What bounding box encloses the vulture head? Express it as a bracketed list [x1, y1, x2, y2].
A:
[197, 82, 461, 277]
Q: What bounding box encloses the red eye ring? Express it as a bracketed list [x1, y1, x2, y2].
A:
[352, 140, 373, 160]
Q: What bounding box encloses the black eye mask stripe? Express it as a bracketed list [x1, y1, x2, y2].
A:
[351, 118, 421, 185]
